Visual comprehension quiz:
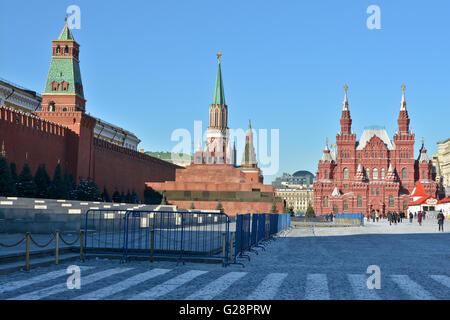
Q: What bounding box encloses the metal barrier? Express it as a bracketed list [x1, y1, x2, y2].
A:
[122, 210, 230, 266]
[83, 209, 127, 254]
[232, 213, 291, 265]
[334, 213, 364, 226]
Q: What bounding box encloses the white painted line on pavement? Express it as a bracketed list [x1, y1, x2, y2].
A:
[347, 274, 381, 300]
[185, 272, 247, 300]
[74, 268, 171, 300]
[304, 274, 330, 300]
[429, 275, 450, 289]
[246, 273, 287, 300]
[8, 267, 132, 300]
[132, 270, 208, 300]
[0, 267, 95, 294]
[390, 275, 436, 300]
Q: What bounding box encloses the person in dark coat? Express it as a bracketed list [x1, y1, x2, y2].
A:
[437, 211, 445, 232]
[387, 211, 392, 226]
[409, 212, 413, 223]
[418, 211, 422, 226]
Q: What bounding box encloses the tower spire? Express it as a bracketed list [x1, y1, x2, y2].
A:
[340, 85, 352, 135]
[343, 85, 349, 111]
[400, 84, 407, 110]
[212, 52, 225, 105]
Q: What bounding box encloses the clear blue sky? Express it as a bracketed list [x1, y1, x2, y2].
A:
[1, 0, 449, 183]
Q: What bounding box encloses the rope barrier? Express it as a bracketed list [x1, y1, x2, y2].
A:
[59, 233, 81, 246]
[0, 236, 26, 248]
[29, 233, 56, 248]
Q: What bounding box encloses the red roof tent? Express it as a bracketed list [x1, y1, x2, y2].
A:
[408, 196, 431, 206]
[411, 181, 428, 198]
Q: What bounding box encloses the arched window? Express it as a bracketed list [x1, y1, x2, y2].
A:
[381, 168, 385, 180]
[343, 168, 349, 180]
[373, 168, 378, 180]
[323, 197, 329, 208]
[366, 168, 370, 180]
[343, 200, 348, 211]
[357, 195, 362, 208]
[64, 45, 69, 54]
[376, 188, 380, 196]
[56, 46, 61, 54]
[324, 170, 328, 179]
[333, 205, 339, 214]
[402, 168, 407, 180]
[422, 170, 426, 179]
[389, 195, 394, 208]
[48, 101, 55, 112]
[215, 110, 218, 127]
[62, 107, 67, 112]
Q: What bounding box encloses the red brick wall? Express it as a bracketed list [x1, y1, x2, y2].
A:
[0, 106, 179, 201]
[93, 138, 178, 200]
[0, 106, 76, 176]
[169, 200, 284, 216]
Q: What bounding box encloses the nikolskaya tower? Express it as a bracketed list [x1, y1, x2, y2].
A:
[195, 53, 236, 165]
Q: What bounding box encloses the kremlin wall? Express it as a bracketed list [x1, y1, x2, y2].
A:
[0, 21, 284, 214]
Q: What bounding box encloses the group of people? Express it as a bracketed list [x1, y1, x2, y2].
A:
[365, 209, 446, 231]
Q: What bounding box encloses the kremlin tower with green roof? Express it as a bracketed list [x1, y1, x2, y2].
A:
[38, 19, 96, 181]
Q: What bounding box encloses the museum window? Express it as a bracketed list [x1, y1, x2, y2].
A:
[366, 168, 370, 180]
[357, 195, 362, 208]
[323, 197, 329, 208]
[422, 170, 426, 179]
[376, 188, 380, 196]
[373, 168, 378, 180]
[324, 170, 328, 179]
[402, 168, 407, 180]
[343, 200, 348, 211]
[371, 188, 374, 196]
[381, 168, 385, 180]
[343, 168, 349, 180]
[389, 195, 394, 208]
[48, 101, 55, 112]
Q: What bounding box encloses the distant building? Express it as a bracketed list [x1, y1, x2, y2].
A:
[275, 185, 314, 213]
[432, 138, 450, 196]
[272, 171, 315, 188]
[145, 151, 193, 167]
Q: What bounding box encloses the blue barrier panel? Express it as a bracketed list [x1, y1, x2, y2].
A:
[251, 214, 258, 246]
[269, 214, 278, 236]
[265, 214, 271, 239]
[83, 209, 127, 254]
[122, 211, 230, 264]
[234, 214, 243, 260]
[257, 214, 265, 243]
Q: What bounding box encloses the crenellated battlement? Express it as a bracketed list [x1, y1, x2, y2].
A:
[93, 137, 181, 169]
[0, 106, 71, 138]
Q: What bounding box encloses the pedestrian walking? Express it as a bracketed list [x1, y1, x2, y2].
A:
[372, 210, 375, 223]
[418, 211, 422, 226]
[437, 211, 445, 232]
[388, 211, 392, 226]
[409, 212, 413, 223]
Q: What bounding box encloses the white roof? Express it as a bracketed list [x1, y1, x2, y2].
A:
[356, 129, 395, 151]
[331, 187, 341, 197]
[418, 151, 430, 162]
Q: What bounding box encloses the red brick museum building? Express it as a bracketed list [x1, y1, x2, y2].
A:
[313, 86, 439, 216]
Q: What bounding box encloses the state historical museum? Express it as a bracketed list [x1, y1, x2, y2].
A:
[313, 86, 439, 215]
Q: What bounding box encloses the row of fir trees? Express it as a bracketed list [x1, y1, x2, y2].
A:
[0, 157, 140, 203]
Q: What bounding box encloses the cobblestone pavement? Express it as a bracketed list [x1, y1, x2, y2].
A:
[1, 219, 449, 300]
